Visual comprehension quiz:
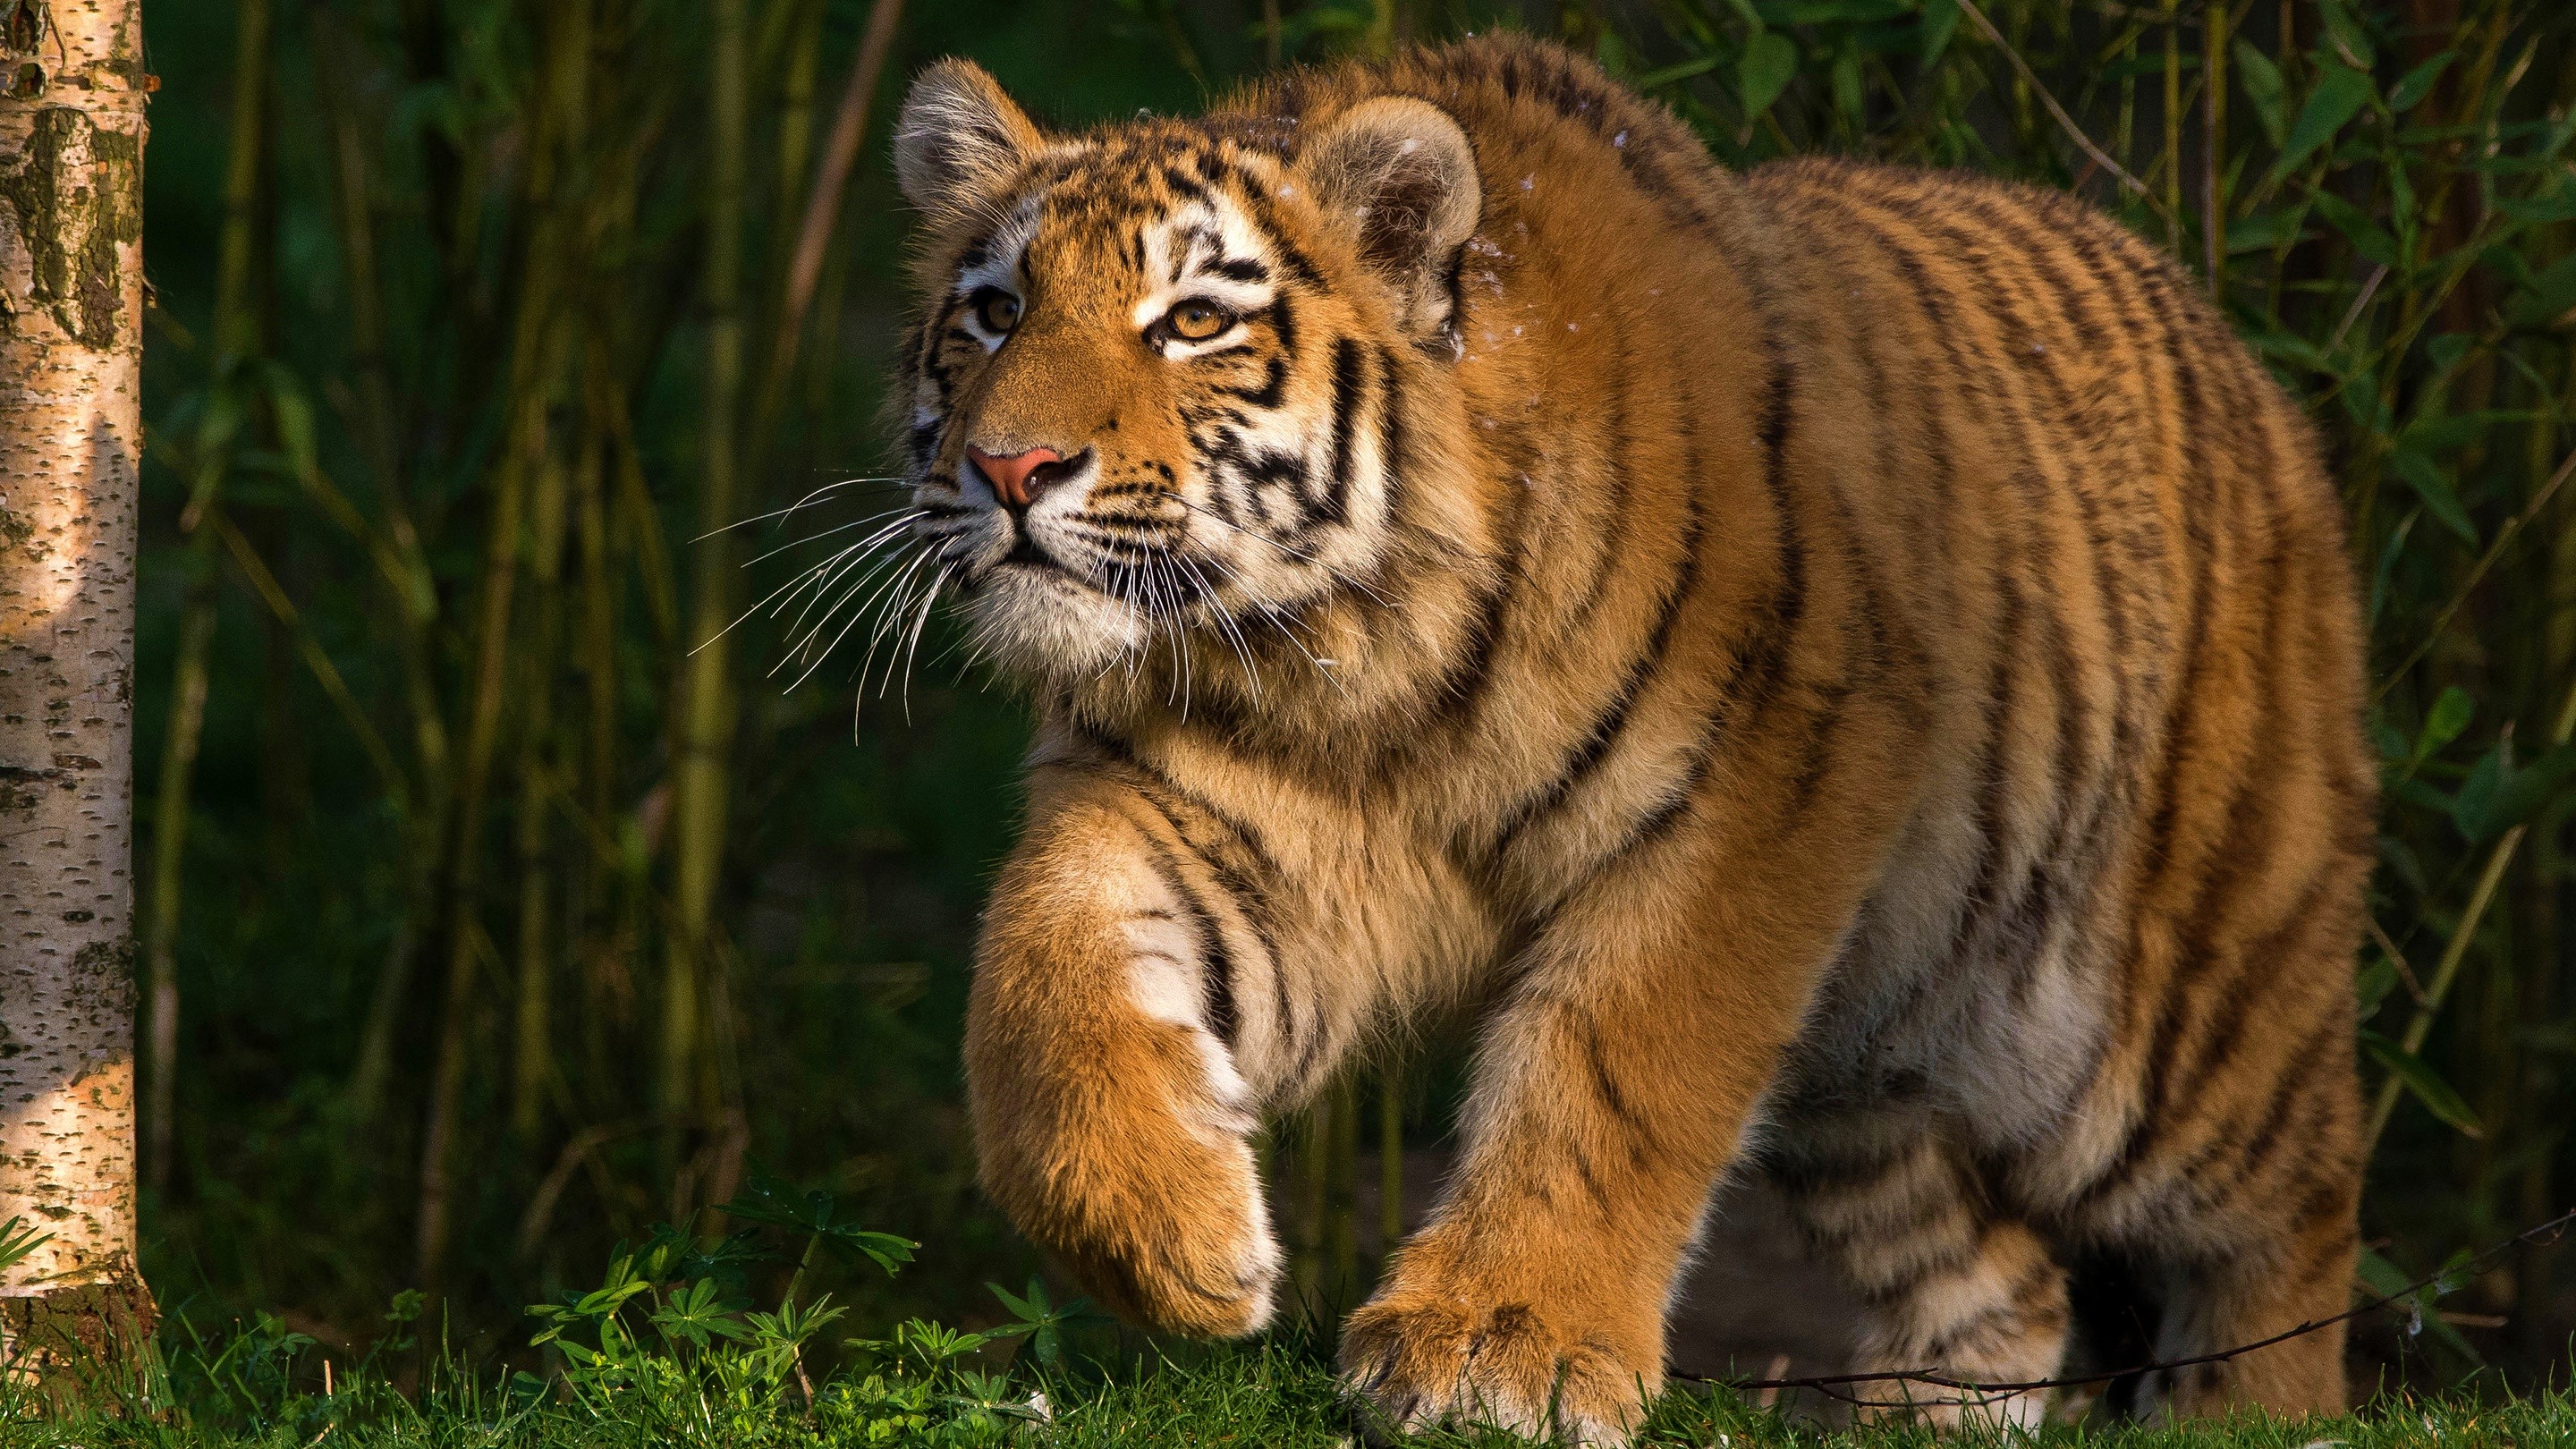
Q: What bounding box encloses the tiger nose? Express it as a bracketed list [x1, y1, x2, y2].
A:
[968, 445, 1069, 511]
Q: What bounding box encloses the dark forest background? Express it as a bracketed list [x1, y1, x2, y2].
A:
[136, 0, 2576, 1393]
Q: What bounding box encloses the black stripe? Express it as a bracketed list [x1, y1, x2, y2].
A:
[2182, 1008, 2339, 1210]
[1216, 356, 1289, 409]
[1493, 488, 1705, 852]
[1137, 829, 1239, 1049]
[1595, 311, 1804, 869]
[1319, 337, 1365, 525]
[1563, 336, 1634, 630]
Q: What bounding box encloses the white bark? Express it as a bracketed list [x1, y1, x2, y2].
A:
[0, 0, 155, 1353]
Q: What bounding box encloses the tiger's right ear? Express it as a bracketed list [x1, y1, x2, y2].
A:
[895, 59, 1044, 224]
[1296, 96, 1481, 340]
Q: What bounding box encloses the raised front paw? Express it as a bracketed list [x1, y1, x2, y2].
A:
[1029, 1126, 1280, 1338]
[1337, 1263, 1658, 1446]
[967, 1005, 1280, 1337]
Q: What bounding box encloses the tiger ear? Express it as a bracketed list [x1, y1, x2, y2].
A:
[895, 59, 1044, 224]
[1297, 96, 1482, 339]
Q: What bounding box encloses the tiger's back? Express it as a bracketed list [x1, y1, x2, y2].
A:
[891, 33, 2370, 1439]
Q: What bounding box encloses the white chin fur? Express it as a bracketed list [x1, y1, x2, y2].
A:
[962, 565, 1142, 680]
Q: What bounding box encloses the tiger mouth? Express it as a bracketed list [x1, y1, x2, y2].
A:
[1000, 532, 1062, 572]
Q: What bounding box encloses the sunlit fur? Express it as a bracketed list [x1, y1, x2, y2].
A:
[891, 34, 2372, 1445]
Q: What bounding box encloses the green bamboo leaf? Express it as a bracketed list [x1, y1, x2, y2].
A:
[1739, 30, 1799, 119]
[2386, 445, 2476, 545]
[2454, 743, 2576, 843]
[2245, 327, 2330, 372]
[2357, 1245, 2487, 1364]
[2387, 48, 2455, 112]
[1830, 40, 1864, 126]
[2452, 744, 2505, 841]
[2314, 0, 2376, 71]
[1917, 0, 1959, 65]
[2361, 1035, 2485, 1138]
[2506, 252, 2576, 327]
[2266, 64, 2376, 187]
[2226, 203, 2308, 254]
[1760, 0, 1908, 22]
[2496, 175, 2576, 224]
[2309, 190, 2399, 268]
[2390, 775, 2454, 818]
[1633, 54, 1722, 89]
[2373, 719, 2410, 762]
[2411, 686, 2474, 766]
[2355, 955, 2399, 1017]
[2233, 40, 2286, 148]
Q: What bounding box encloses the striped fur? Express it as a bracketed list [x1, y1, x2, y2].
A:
[891, 34, 2372, 1444]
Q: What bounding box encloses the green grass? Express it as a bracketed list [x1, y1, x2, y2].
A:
[5, 1339, 2571, 1449]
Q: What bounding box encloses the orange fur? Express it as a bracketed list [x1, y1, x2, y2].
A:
[890, 33, 2371, 1444]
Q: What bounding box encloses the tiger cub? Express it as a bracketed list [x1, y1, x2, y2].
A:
[889, 30, 2371, 1445]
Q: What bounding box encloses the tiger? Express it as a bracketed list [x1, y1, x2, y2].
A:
[885, 30, 2374, 1445]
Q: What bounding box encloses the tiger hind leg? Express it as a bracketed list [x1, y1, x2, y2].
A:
[2122, 1170, 2360, 1421]
[1775, 1131, 2072, 1428]
[2078, 981, 2365, 1420]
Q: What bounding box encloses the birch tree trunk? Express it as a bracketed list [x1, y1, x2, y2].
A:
[0, 0, 157, 1368]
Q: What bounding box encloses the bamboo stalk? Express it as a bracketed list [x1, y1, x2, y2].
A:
[146, 0, 274, 1199]
[313, 4, 455, 1136]
[2201, 0, 2226, 291]
[2371, 449, 2576, 706]
[665, 0, 751, 1170]
[514, 445, 572, 1143]
[2521, 323, 2576, 1359]
[214, 516, 406, 798]
[1293, 1097, 1328, 1313]
[753, 0, 904, 436]
[417, 0, 588, 1300]
[142, 556, 214, 1200]
[1954, 0, 2165, 222]
[2162, 0, 2182, 253]
[575, 364, 618, 967]
[1326, 1073, 1359, 1293]
[1377, 1066, 1403, 1257]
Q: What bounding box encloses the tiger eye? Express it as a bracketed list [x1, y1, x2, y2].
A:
[973, 288, 1021, 334]
[1165, 300, 1232, 343]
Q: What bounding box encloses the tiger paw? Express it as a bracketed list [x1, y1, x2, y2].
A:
[991, 1120, 1281, 1338]
[1336, 1271, 1657, 1446]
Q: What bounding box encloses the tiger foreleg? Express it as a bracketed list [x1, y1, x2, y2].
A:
[962, 773, 1283, 1337]
[1339, 826, 1852, 1446]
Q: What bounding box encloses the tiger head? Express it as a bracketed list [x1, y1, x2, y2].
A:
[891, 61, 1487, 699]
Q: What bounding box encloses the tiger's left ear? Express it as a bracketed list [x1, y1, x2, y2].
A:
[1298, 97, 1481, 341]
[895, 59, 1045, 225]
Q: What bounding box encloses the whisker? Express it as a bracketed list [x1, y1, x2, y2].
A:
[738, 503, 920, 569]
[1157, 490, 1394, 607]
[694, 516, 913, 658]
[770, 533, 918, 666]
[692, 476, 907, 542]
[780, 541, 927, 684]
[1174, 549, 1260, 699]
[844, 547, 941, 695]
[1199, 549, 1348, 698]
[894, 564, 951, 722]
[758, 513, 919, 628]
